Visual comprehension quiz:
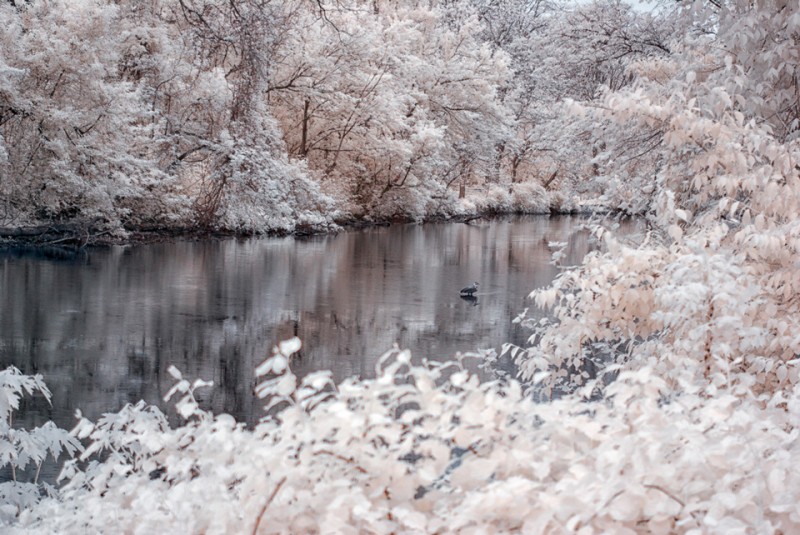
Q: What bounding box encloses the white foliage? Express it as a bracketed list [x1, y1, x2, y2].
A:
[471, 8, 800, 532]
[0, 368, 81, 524]
[268, 0, 516, 219]
[510, 0, 800, 479]
[2, 0, 664, 230]
[3, 347, 799, 533]
[0, 0, 334, 234]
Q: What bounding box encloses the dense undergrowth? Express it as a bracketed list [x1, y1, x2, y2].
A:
[3, 339, 800, 533]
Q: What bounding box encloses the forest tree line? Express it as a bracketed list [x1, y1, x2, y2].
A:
[0, 0, 674, 236]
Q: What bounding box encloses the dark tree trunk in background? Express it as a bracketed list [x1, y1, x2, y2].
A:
[301, 98, 310, 157]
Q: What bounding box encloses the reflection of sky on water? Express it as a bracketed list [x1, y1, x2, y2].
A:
[0, 215, 637, 431]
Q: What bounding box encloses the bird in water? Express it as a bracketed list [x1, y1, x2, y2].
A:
[460, 282, 479, 296]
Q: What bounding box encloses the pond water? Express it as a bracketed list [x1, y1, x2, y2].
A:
[0, 215, 623, 431]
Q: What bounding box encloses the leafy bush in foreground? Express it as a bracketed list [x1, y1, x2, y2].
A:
[0, 368, 81, 524]
[3, 340, 798, 534]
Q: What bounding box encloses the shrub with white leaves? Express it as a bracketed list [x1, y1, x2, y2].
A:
[0, 368, 81, 523]
[512, 0, 800, 401]
[4, 339, 799, 533]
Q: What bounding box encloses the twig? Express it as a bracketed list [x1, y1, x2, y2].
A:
[251, 476, 286, 535]
[644, 484, 685, 508]
[315, 450, 368, 473]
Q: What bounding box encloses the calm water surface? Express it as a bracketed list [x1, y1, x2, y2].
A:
[0, 215, 621, 429]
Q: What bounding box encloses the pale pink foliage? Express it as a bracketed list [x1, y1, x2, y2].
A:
[11, 342, 800, 533]
[516, 0, 800, 397]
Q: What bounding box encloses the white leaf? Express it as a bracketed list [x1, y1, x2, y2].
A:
[279, 337, 302, 356]
[167, 365, 183, 380]
[668, 224, 683, 241]
[675, 209, 690, 222]
[276, 374, 297, 397]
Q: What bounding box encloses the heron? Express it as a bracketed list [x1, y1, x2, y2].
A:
[460, 282, 479, 296]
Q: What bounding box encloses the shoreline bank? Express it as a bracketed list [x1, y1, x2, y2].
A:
[0, 201, 616, 251]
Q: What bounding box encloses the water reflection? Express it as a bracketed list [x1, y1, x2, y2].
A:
[459, 295, 479, 306]
[0, 216, 617, 429]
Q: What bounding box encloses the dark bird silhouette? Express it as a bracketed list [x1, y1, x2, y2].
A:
[460, 282, 479, 296]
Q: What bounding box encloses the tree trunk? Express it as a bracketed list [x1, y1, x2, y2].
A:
[511, 156, 520, 183]
[300, 98, 310, 157]
[542, 169, 559, 190]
